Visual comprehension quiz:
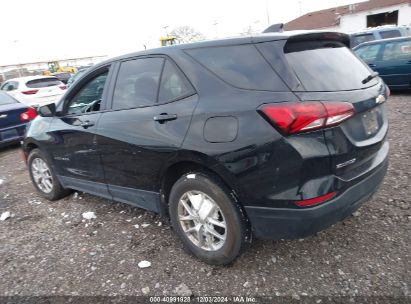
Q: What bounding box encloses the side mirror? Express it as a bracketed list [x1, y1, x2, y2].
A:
[38, 103, 56, 117]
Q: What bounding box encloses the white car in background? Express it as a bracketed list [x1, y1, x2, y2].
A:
[0, 76, 67, 107]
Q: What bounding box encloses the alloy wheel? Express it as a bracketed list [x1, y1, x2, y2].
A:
[31, 158, 53, 193]
[177, 191, 227, 251]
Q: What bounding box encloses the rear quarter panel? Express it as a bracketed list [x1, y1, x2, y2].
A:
[174, 50, 331, 207]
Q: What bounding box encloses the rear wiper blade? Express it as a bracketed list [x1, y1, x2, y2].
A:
[362, 72, 379, 84]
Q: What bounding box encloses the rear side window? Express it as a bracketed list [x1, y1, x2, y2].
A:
[26, 77, 61, 88]
[158, 60, 194, 102]
[284, 41, 378, 91]
[113, 57, 163, 109]
[382, 40, 411, 61]
[354, 44, 382, 63]
[186, 45, 287, 91]
[380, 30, 401, 39]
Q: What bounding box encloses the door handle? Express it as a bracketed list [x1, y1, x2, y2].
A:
[406, 61, 411, 65]
[153, 113, 177, 123]
[80, 120, 95, 128]
[368, 63, 377, 68]
[0, 114, 7, 119]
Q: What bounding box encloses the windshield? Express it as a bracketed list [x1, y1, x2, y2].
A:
[285, 41, 379, 91]
[0, 91, 18, 105]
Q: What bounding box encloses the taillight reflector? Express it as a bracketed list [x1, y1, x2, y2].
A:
[20, 107, 38, 122]
[59, 85, 67, 90]
[21, 89, 39, 95]
[259, 101, 355, 135]
[295, 191, 337, 207]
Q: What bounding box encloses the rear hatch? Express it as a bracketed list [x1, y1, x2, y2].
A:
[24, 77, 66, 103]
[258, 33, 389, 180]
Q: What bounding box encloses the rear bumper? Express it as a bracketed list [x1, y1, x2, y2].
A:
[245, 155, 388, 240]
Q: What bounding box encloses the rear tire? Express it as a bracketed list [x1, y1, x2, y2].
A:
[169, 172, 251, 265]
[28, 149, 71, 201]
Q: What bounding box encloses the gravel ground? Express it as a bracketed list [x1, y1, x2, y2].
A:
[0, 94, 410, 301]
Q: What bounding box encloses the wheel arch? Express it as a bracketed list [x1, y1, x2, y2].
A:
[159, 152, 247, 208]
[22, 140, 40, 163]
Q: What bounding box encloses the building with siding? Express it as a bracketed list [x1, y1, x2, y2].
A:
[285, 0, 411, 32]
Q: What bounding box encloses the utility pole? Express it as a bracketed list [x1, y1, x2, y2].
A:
[162, 25, 169, 36]
[213, 21, 219, 38]
[13, 40, 22, 77]
[265, 0, 270, 26]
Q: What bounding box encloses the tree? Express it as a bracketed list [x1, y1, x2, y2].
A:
[169, 26, 206, 43]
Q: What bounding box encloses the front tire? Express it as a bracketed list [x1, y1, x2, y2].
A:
[28, 149, 70, 201]
[169, 172, 251, 265]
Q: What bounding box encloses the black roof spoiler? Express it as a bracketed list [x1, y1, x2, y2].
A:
[286, 32, 351, 48]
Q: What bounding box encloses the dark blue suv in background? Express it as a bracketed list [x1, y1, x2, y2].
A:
[22, 31, 389, 264]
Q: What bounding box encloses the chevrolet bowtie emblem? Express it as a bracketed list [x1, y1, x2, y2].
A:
[376, 95, 386, 104]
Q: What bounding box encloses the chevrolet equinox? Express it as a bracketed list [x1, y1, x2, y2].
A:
[23, 31, 389, 265]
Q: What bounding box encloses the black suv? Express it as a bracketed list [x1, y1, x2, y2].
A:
[23, 31, 389, 265]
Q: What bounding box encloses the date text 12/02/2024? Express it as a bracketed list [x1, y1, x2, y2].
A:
[149, 296, 257, 303]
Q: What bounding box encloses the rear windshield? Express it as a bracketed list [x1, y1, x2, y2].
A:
[0, 91, 18, 105]
[284, 41, 378, 91]
[26, 77, 61, 88]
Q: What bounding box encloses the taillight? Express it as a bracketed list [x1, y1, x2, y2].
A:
[59, 85, 67, 90]
[295, 191, 337, 207]
[21, 89, 39, 95]
[323, 102, 356, 127]
[259, 101, 355, 135]
[20, 107, 38, 122]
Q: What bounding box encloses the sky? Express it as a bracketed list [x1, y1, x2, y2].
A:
[0, 0, 364, 66]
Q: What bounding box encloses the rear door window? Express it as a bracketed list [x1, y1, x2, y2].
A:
[26, 77, 61, 88]
[186, 44, 287, 91]
[112, 57, 163, 109]
[284, 40, 378, 91]
[1, 81, 19, 91]
[382, 40, 411, 61]
[354, 44, 382, 63]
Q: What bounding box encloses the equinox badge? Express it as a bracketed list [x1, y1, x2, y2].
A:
[336, 158, 357, 169]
